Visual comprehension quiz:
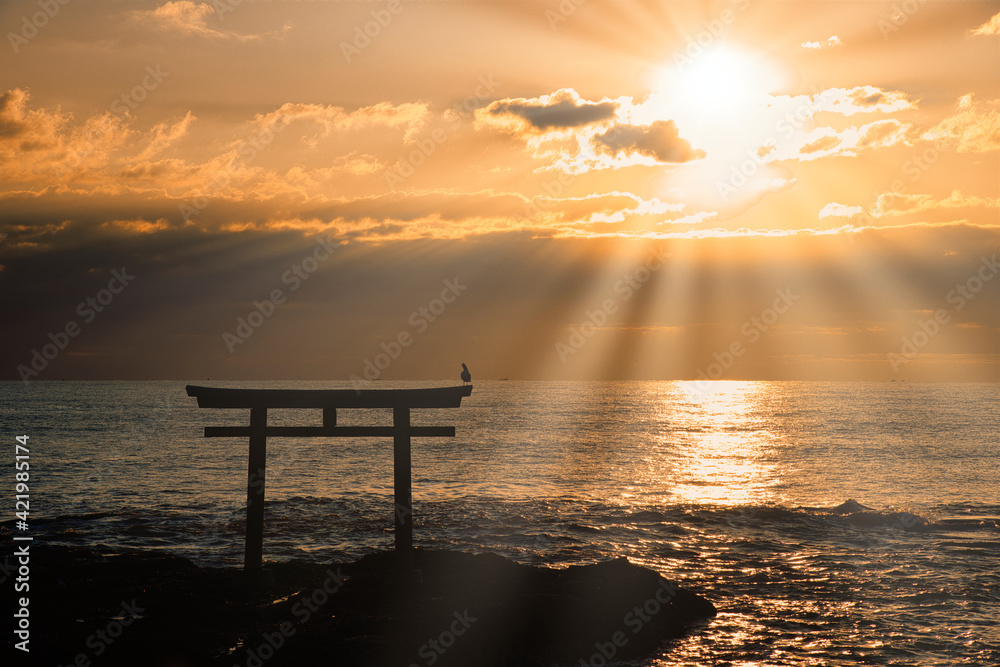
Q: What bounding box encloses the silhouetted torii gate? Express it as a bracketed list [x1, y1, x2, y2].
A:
[185, 384, 473, 573]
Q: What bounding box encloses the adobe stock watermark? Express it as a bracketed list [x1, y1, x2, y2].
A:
[7, 0, 71, 54]
[340, 0, 411, 63]
[54, 65, 168, 179]
[407, 610, 478, 667]
[556, 250, 668, 363]
[223, 235, 337, 353]
[55, 599, 145, 667]
[16, 268, 136, 381]
[850, 141, 946, 231]
[384, 74, 500, 189]
[521, 123, 629, 222]
[578, 578, 679, 666]
[349, 277, 468, 389]
[716, 85, 834, 202]
[110, 65, 169, 117]
[180, 113, 293, 221]
[877, 0, 929, 40]
[671, 0, 750, 71]
[235, 567, 347, 667]
[888, 254, 998, 372]
[691, 287, 799, 390]
[545, 0, 588, 29]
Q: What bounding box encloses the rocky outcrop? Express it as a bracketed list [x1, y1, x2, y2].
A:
[19, 546, 715, 666]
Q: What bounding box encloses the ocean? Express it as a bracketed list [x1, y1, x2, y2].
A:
[2, 380, 998, 666]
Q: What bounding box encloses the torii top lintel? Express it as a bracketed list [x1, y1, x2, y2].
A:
[185, 384, 473, 409]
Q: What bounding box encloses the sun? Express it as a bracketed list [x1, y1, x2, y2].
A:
[638, 45, 793, 210]
[655, 45, 784, 116]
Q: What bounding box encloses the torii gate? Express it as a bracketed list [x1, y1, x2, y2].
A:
[185, 384, 473, 573]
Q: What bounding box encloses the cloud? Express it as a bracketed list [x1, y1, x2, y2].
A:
[779, 119, 910, 161]
[483, 89, 618, 132]
[0, 89, 31, 138]
[524, 191, 689, 229]
[0, 90, 432, 195]
[971, 12, 1000, 36]
[659, 211, 717, 226]
[872, 190, 1000, 216]
[819, 203, 863, 219]
[102, 218, 172, 234]
[136, 112, 196, 161]
[801, 36, 842, 49]
[819, 86, 915, 116]
[132, 1, 286, 41]
[478, 89, 708, 174]
[591, 120, 705, 163]
[800, 134, 841, 154]
[0, 89, 132, 182]
[923, 94, 1000, 153]
[857, 119, 909, 148]
[251, 101, 430, 143]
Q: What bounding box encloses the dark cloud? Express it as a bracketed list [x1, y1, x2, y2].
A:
[487, 90, 617, 130]
[852, 89, 885, 106]
[0, 90, 28, 138]
[591, 120, 705, 163]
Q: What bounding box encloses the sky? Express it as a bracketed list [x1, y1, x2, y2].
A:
[1, 0, 998, 382]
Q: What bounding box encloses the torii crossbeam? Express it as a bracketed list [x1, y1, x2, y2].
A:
[185, 384, 474, 572]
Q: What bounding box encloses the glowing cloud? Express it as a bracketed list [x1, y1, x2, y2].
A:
[923, 94, 1000, 153]
[819, 203, 863, 219]
[971, 12, 1000, 36]
[801, 36, 842, 49]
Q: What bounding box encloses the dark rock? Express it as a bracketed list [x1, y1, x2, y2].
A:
[12, 546, 715, 666]
[830, 499, 875, 514]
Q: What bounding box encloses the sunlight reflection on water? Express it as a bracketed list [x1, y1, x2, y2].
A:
[617, 380, 782, 507]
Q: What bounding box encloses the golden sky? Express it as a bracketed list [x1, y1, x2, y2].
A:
[2, 0, 998, 381]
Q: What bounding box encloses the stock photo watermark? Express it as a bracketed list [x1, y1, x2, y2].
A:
[384, 74, 500, 189]
[109, 65, 169, 117]
[579, 578, 678, 666]
[53, 600, 145, 666]
[340, 0, 411, 63]
[692, 287, 800, 389]
[887, 254, 998, 372]
[350, 277, 467, 389]
[407, 610, 478, 667]
[223, 235, 337, 353]
[671, 0, 751, 69]
[716, 86, 834, 202]
[521, 122, 633, 223]
[7, 0, 71, 54]
[877, 0, 929, 39]
[556, 250, 668, 362]
[54, 64, 169, 179]
[234, 567, 347, 667]
[180, 113, 293, 221]
[16, 268, 136, 381]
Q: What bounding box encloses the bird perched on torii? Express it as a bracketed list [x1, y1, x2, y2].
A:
[460, 363, 472, 385]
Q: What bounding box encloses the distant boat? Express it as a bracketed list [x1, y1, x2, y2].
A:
[498, 377, 509, 381]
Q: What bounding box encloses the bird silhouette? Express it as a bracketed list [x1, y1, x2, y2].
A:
[460, 363, 472, 385]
